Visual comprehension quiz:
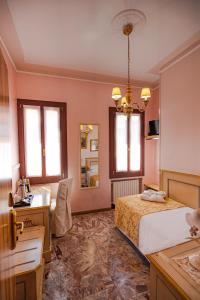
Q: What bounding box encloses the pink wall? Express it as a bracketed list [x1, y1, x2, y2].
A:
[16, 72, 159, 212]
[160, 47, 200, 175]
[0, 42, 19, 192]
[144, 87, 160, 185]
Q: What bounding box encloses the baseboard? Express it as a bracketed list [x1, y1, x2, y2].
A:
[72, 207, 112, 216]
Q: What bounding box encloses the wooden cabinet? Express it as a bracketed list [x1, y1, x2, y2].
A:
[150, 265, 184, 300]
[15, 226, 45, 300]
[15, 191, 51, 262]
[149, 239, 200, 300]
[144, 183, 159, 191]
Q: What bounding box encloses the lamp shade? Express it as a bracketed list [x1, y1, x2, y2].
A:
[112, 87, 121, 101]
[141, 87, 151, 101]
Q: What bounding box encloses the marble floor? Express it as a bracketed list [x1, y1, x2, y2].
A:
[43, 210, 150, 300]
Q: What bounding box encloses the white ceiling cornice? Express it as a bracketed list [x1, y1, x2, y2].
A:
[0, 35, 16, 71]
[151, 31, 200, 75]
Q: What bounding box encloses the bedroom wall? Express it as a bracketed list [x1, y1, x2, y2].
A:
[160, 47, 200, 175]
[16, 72, 159, 212]
[0, 41, 19, 192]
[144, 87, 159, 185]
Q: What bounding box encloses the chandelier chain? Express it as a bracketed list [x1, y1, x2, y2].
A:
[128, 34, 130, 86]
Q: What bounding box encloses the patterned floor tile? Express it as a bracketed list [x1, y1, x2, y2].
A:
[43, 210, 150, 300]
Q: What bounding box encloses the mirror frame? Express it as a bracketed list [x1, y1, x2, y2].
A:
[79, 123, 100, 189]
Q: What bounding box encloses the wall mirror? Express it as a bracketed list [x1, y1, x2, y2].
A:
[80, 124, 99, 188]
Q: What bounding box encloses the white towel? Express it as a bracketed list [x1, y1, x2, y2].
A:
[141, 189, 166, 203]
[143, 189, 166, 196]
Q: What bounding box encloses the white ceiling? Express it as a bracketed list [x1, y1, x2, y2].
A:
[2, 0, 200, 84]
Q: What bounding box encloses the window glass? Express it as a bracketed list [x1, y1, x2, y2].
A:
[44, 107, 61, 176]
[130, 114, 141, 171]
[109, 107, 144, 178]
[115, 113, 128, 172]
[24, 106, 42, 177]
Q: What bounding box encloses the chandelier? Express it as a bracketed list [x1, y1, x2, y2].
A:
[112, 23, 151, 114]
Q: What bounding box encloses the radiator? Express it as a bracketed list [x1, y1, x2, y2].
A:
[112, 178, 141, 204]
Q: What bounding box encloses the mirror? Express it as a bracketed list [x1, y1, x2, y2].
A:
[80, 124, 99, 188]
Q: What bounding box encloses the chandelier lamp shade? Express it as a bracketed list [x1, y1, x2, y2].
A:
[112, 23, 151, 114]
[140, 87, 151, 101]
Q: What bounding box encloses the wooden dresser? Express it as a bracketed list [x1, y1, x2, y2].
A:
[149, 239, 200, 300]
[15, 226, 45, 300]
[14, 191, 51, 262]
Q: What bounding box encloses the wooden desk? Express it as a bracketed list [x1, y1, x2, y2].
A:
[149, 239, 200, 300]
[14, 191, 51, 262]
[15, 226, 45, 300]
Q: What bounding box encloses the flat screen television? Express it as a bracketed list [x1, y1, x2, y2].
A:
[148, 120, 159, 136]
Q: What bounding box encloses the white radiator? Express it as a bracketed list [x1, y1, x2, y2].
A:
[112, 178, 141, 204]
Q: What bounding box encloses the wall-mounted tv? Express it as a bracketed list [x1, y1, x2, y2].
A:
[148, 120, 159, 136]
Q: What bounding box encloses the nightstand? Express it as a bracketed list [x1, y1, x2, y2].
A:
[144, 183, 159, 191]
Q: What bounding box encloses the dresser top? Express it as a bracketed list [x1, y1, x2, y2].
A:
[149, 239, 200, 300]
[14, 190, 51, 211]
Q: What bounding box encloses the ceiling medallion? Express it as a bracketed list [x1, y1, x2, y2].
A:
[111, 9, 146, 34]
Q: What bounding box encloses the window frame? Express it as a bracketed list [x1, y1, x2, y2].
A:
[109, 107, 144, 179]
[17, 99, 68, 184]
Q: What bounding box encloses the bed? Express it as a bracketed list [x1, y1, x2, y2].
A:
[115, 170, 200, 256]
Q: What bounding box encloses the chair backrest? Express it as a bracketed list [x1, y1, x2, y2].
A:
[56, 178, 73, 209]
[54, 178, 73, 236]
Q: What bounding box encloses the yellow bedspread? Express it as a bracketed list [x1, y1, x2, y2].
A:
[115, 194, 184, 246]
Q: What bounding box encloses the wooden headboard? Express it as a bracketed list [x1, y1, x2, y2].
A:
[160, 170, 200, 208]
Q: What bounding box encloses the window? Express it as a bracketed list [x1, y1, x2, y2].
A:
[17, 99, 67, 184]
[109, 107, 144, 178]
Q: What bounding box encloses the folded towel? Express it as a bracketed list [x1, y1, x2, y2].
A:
[143, 189, 155, 194]
[141, 194, 166, 203]
[143, 189, 166, 197]
[141, 189, 166, 203]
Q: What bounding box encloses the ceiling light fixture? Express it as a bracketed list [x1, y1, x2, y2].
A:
[112, 23, 151, 114]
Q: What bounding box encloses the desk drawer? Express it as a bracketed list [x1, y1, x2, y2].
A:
[17, 212, 44, 227]
[16, 208, 50, 259]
